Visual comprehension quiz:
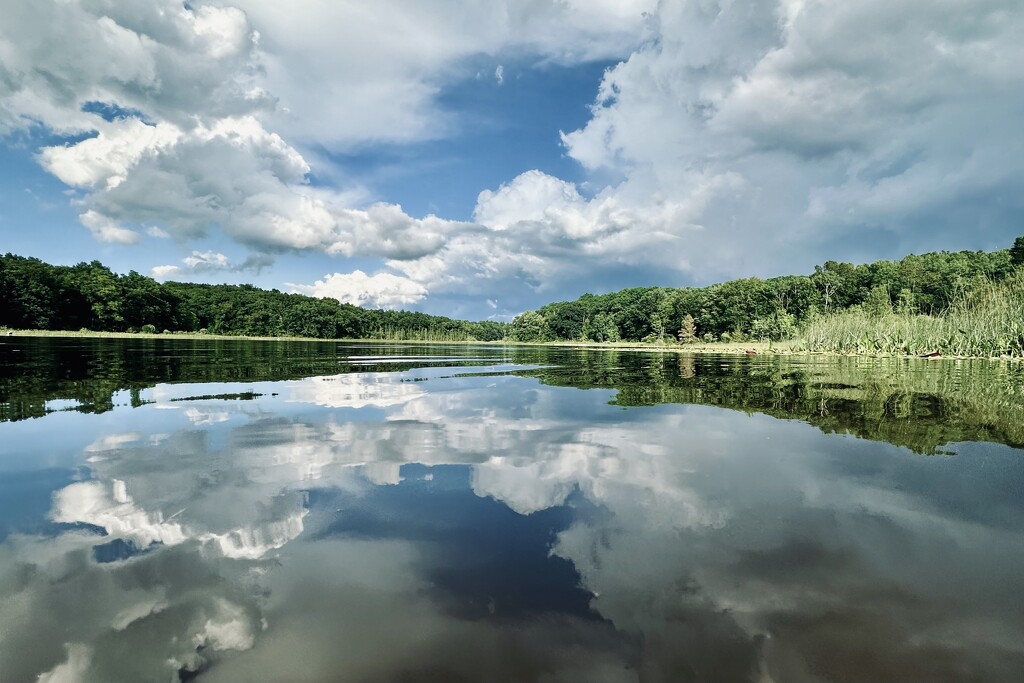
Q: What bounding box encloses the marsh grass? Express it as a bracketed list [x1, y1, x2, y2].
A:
[805, 269, 1024, 357]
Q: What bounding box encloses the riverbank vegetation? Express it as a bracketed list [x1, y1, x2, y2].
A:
[0, 255, 506, 341]
[3, 236, 1022, 355]
[804, 269, 1024, 357]
[509, 237, 1024, 357]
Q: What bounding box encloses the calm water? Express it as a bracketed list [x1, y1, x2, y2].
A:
[1, 337, 1023, 682]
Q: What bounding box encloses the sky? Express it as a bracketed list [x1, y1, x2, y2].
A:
[1, 0, 1022, 321]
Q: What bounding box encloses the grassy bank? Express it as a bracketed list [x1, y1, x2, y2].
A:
[804, 269, 1024, 358]
[6, 315, 1023, 360]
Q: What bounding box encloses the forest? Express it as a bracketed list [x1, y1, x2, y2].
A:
[510, 238, 1024, 351]
[2, 236, 1022, 351]
[0, 255, 506, 341]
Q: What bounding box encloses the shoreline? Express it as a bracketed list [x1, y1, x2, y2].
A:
[3, 329, 1020, 361]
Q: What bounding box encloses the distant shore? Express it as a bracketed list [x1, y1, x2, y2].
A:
[5, 328, 1021, 361]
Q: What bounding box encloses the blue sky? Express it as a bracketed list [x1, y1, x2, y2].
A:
[1, 1, 1022, 320]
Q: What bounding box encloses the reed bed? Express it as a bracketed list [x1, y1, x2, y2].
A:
[804, 269, 1024, 357]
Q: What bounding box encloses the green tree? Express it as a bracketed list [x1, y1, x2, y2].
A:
[66, 261, 124, 330]
[896, 288, 916, 315]
[1011, 235, 1024, 267]
[585, 312, 620, 342]
[677, 314, 697, 344]
[751, 311, 797, 341]
[863, 284, 893, 318]
[648, 290, 676, 343]
[812, 261, 856, 312]
[510, 311, 549, 342]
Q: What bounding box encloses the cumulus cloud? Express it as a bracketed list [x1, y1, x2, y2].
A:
[152, 250, 274, 280]
[79, 209, 140, 244]
[232, 0, 656, 148]
[4, 0, 1023, 315]
[0, 534, 268, 682]
[555, 0, 1024, 278]
[374, 0, 1024, 308]
[37, 112, 470, 261]
[375, 168, 715, 302]
[38, 118, 181, 190]
[288, 270, 428, 309]
[4, 0, 480, 277]
[287, 374, 427, 409]
[0, 1, 268, 134]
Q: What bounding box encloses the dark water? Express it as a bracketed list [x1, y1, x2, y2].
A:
[1, 336, 1022, 682]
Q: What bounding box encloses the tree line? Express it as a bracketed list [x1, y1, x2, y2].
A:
[3, 236, 1021, 345]
[511, 238, 1024, 344]
[0, 254, 507, 341]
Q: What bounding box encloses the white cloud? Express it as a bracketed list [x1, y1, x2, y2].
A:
[3, 0, 1023, 314]
[370, 0, 1024, 303]
[0, 1, 267, 135]
[37, 118, 181, 190]
[152, 249, 274, 280]
[36, 644, 92, 683]
[231, 0, 656, 148]
[5, 1, 476, 264]
[41, 112, 468, 257]
[553, 0, 1024, 278]
[186, 250, 232, 270]
[51, 479, 189, 548]
[85, 433, 143, 453]
[193, 599, 256, 652]
[380, 168, 713, 299]
[79, 210, 140, 244]
[289, 270, 428, 309]
[51, 474, 307, 560]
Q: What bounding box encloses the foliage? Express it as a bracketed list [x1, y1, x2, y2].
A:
[585, 312, 620, 342]
[0, 253, 507, 342]
[677, 314, 697, 344]
[507, 240, 1018, 346]
[1011, 235, 1024, 267]
[863, 284, 893, 318]
[510, 311, 550, 342]
[804, 269, 1024, 357]
[2, 235, 1020, 349]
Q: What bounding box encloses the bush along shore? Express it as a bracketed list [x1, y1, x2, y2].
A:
[0, 253, 507, 342]
[803, 268, 1024, 358]
[504, 237, 1024, 359]
[3, 236, 1023, 358]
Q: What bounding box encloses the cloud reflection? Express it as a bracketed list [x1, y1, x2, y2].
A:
[2, 369, 1022, 681]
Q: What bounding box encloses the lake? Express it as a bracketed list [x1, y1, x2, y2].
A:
[1, 336, 1023, 682]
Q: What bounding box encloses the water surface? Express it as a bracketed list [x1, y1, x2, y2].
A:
[1, 337, 1022, 682]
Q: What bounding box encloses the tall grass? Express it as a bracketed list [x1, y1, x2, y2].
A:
[804, 269, 1024, 357]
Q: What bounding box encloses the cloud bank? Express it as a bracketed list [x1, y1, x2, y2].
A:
[287, 271, 428, 309]
[2, 0, 1022, 314]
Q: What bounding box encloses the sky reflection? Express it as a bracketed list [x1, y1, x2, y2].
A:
[1, 358, 1022, 682]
